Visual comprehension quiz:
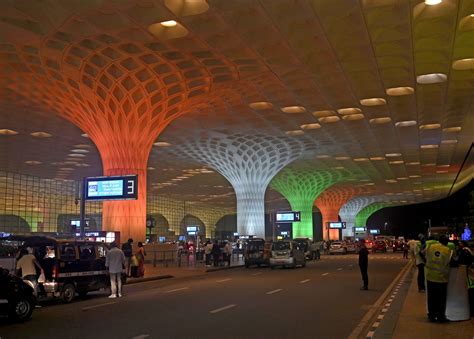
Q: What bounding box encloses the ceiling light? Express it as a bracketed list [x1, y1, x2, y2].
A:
[353, 157, 369, 162]
[300, 123, 321, 130]
[318, 116, 340, 123]
[443, 126, 461, 132]
[419, 123, 441, 130]
[147, 167, 155, 170]
[75, 163, 90, 167]
[153, 142, 171, 147]
[30, 132, 52, 138]
[385, 179, 398, 183]
[385, 153, 402, 157]
[331, 166, 345, 170]
[441, 139, 458, 144]
[71, 149, 89, 153]
[422, 163, 436, 167]
[436, 170, 448, 174]
[395, 120, 417, 127]
[67, 153, 86, 157]
[285, 130, 304, 136]
[370, 156, 385, 161]
[438, 164, 450, 168]
[316, 155, 331, 159]
[74, 144, 92, 149]
[360, 98, 386, 106]
[409, 175, 421, 178]
[337, 108, 361, 115]
[452, 58, 474, 70]
[420, 144, 439, 149]
[389, 160, 404, 164]
[425, 0, 442, 5]
[397, 177, 409, 180]
[81, 133, 89, 138]
[416, 73, 447, 84]
[200, 170, 214, 173]
[342, 114, 365, 121]
[249, 102, 273, 110]
[406, 162, 420, 166]
[281, 106, 306, 114]
[58, 167, 74, 171]
[160, 20, 178, 27]
[0, 129, 18, 135]
[335, 156, 350, 160]
[312, 110, 336, 118]
[369, 117, 391, 124]
[386, 87, 414, 96]
[25, 160, 41, 165]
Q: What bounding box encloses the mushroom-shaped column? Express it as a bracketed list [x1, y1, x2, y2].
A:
[271, 168, 350, 239]
[339, 196, 379, 237]
[355, 202, 389, 227]
[314, 185, 361, 241]
[176, 133, 304, 238]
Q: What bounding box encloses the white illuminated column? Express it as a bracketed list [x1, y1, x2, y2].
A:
[339, 197, 377, 237]
[175, 132, 304, 238]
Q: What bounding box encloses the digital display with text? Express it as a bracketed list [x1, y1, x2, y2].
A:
[276, 211, 301, 223]
[85, 175, 138, 201]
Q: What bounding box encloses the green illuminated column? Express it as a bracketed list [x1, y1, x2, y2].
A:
[271, 168, 350, 239]
[355, 202, 388, 227]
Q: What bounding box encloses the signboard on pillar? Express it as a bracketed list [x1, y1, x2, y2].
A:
[328, 222, 346, 229]
[275, 211, 301, 223]
[84, 175, 138, 201]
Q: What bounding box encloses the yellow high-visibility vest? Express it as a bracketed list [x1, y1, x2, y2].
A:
[425, 243, 452, 283]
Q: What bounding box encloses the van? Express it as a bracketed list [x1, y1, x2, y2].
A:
[13, 236, 122, 303]
[244, 238, 271, 268]
[270, 240, 306, 269]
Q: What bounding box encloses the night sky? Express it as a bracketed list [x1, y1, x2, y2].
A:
[369, 179, 474, 239]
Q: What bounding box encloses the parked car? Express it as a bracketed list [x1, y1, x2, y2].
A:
[329, 241, 347, 255]
[293, 238, 313, 259]
[344, 241, 358, 253]
[372, 240, 387, 253]
[10, 235, 125, 303]
[270, 240, 306, 269]
[0, 267, 36, 321]
[392, 240, 404, 252]
[244, 238, 271, 268]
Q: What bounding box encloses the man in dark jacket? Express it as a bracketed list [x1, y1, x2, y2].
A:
[121, 238, 133, 277]
[359, 239, 369, 290]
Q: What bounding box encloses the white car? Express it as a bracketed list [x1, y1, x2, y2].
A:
[329, 241, 347, 255]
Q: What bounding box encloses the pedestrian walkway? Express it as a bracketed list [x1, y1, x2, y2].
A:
[127, 254, 245, 284]
[392, 268, 474, 339]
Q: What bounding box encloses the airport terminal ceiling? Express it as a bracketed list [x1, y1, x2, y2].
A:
[0, 0, 473, 212]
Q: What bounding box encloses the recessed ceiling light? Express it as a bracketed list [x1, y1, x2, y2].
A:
[249, 102, 273, 110]
[81, 133, 89, 138]
[30, 132, 52, 138]
[389, 160, 404, 164]
[441, 139, 458, 144]
[409, 175, 421, 178]
[436, 170, 448, 174]
[71, 149, 89, 153]
[420, 144, 439, 149]
[385, 153, 402, 157]
[438, 164, 450, 168]
[160, 20, 178, 27]
[58, 167, 74, 171]
[422, 163, 436, 167]
[300, 123, 321, 130]
[452, 58, 474, 70]
[397, 177, 409, 180]
[331, 166, 345, 170]
[285, 130, 304, 136]
[425, 0, 442, 5]
[147, 167, 155, 170]
[385, 179, 398, 183]
[75, 163, 90, 167]
[25, 160, 41, 165]
[337, 108, 361, 115]
[395, 120, 417, 127]
[342, 114, 365, 121]
[419, 123, 441, 130]
[369, 117, 391, 124]
[200, 169, 214, 173]
[335, 156, 350, 160]
[312, 110, 336, 118]
[360, 98, 386, 106]
[406, 161, 420, 166]
[370, 156, 385, 161]
[353, 157, 369, 162]
[74, 144, 92, 149]
[386, 87, 414, 96]
[316, 155, 331, 159]
[318, 116, 340, 123]
[68, 153, 86, 157]
[416, 73, 447, 84]
[153, 142, 171, 147]
[0, 129, 18, 135]
[281, 106, 306, 113]
[442, 126, 461, 132]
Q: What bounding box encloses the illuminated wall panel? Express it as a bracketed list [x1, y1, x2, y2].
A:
[355, 202, 388, 227]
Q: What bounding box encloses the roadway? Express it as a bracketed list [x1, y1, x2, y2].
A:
[0, 252, 408, 339]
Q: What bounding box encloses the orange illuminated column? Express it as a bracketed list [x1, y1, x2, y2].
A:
[314, 185, 360, 241]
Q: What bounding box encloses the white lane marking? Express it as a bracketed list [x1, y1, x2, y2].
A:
[373, 322, 380, 328]
[216, 278, 232, 283]
[367, 330, 375, 337]
[165, 287, 189, 293]
[300, 279, 310, 284]
[266, 289, 283, 295]
[209, 304, 236, 314]
[133, 335, 150, 339]
[82, 301, 118, 311]
[322, 273, 329, 276]
[251, 272, 262, 276]
[337, 268, 343, 271]
[377, 315, 384, 320]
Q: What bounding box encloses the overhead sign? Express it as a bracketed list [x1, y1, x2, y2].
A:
[355, 227, 366, 232]
[369, 229, 380, 234]
[85, 175, 138, 201]
[328, 222, 346, 229]
[186, 226, 198, 232]
[276, 211, 301, 223]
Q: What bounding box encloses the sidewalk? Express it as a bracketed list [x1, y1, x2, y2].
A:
[392, 269, 474, 338]
[127, 255, 245, 284]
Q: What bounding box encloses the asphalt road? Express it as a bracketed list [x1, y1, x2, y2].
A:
[0, 253, 408, 339]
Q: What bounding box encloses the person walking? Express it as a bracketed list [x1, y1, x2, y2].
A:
[16, 247, 44, 296]
[121, 238, 133, 277]
[402, 240, 409, 259]
[136, 242, 146, 277]
[358, 239, 369, 290]
[415, 234, 426, 292]
[224, 241, 233, 266]
[105, 242, 125, 298]
[204, 240, 212, 267]
[425, 235, 452, 323]
[211, 240, 221, 267]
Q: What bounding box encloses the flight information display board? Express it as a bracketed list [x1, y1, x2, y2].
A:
[328, 222, 346, 229]
[276, 211, 301, 223]
[85, 175, 138, 201]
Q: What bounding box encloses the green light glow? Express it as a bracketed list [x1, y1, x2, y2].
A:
[271, 168, 352, 238]
[355, 202, 388, 227]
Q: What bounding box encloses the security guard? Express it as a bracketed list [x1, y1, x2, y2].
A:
[425, 235, 452, 323]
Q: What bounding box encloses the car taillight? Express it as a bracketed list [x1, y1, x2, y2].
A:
[52, 266, 58, 280]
